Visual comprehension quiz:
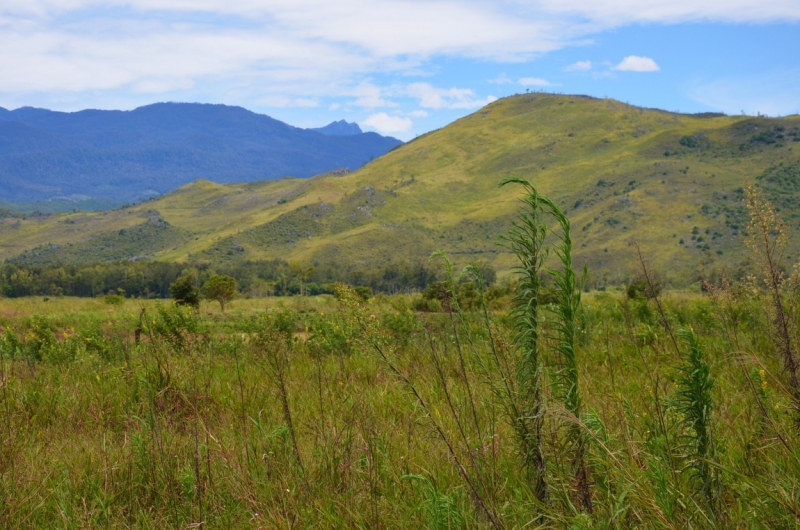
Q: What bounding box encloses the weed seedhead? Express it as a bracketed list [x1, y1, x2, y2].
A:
[744, 184, 800, 427]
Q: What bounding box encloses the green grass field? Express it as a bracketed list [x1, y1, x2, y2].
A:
[1, 269, 799, 527]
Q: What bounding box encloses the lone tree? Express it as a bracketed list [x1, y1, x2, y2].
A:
[169, 274, 200, 309]
[289, 262, 315, 296]
[202, 275, 237, 313]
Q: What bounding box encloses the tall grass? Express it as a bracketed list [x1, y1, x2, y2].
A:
[2, 189, 800, 527]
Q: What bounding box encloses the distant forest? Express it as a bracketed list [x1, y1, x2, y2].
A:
[0, 259, 480, 299]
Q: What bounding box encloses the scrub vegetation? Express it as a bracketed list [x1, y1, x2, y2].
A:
[2, 182, 800, 528]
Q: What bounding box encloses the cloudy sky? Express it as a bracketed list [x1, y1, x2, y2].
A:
[1, 1, 799, 139]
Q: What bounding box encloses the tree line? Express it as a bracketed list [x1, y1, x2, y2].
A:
[0, 259, 480, 299]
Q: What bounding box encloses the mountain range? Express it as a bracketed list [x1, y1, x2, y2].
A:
[2, 93, 799, 287]
[309, 120, 363, 136]
[0, 103, 400, 205]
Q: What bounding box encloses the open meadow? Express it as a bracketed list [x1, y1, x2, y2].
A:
[1, 276, 799, 528]
[1, 183, 800, 529]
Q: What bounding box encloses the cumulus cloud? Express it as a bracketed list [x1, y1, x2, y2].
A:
[406, 83, 496, 109]
[363, 112, 412, 134]
[351, 83, 397, 108]
[536, 0, 800, 24]
[410, 110, 428, 117]
[518, 77, 552, 87]
[0, 0, 797, 111]
[615, 56, 660, 72]
[564, 60, 592, 72]
[489, 73, 514, 85]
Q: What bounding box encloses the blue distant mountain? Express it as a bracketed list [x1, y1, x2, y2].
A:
[0, 103, 402, 203]
[309, 120, 362, 136]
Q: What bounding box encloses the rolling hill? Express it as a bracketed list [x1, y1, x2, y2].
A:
[0, 104, 401, 204]
[2, 93, 799, 287]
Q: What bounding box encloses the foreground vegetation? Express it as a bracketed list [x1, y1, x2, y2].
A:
[1, 284, 799, 528]
[2, 183, 800, 528]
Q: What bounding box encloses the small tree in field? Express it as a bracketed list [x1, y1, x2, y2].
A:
[202, 275, 237, 313]
[170, 274, 200, 309]
[290, 262, 315, 296]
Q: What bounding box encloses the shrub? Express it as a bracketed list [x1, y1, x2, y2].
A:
[627, 276, 663, 300]
[411, 296, 441, 312]
[103, 294, 125, 306]
[170, 274, 200, 309]
[354, 286, 371, 301]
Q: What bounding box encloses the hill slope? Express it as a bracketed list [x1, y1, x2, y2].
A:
[2, 94, 800, 287]
[0, 103, 401, 204]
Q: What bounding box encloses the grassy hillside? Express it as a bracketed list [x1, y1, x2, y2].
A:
[2, 93, 799, 286]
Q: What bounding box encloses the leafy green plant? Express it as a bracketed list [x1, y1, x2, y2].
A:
[149, 303, 202, 353]
[498, 178, 550, 505]
[672, 327, 721, 513]
[544, 190, 593, 513]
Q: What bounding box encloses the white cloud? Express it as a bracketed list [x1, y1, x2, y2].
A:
[0, 0, 798, 112]
[133, 78, 195, 94]
[351, 83, 397, 108]
[406, 82, 496, 109]
[615, 56, 660, 72]
[536, 0, 800, 24]
[294, 98, 319, 108]
[363, 112, 412, 134]
[518, 77, 552, 87]
[258, 96, 319, 108]
[489, 73, 514, 85]
[329, 102, 340, 111]
[564, 60, 592, 72]
[9, 0, 800, 25]
[410, 110, 428, 117]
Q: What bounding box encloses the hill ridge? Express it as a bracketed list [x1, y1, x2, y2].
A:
[0, 102, 402, 205]
[3, 93, 800, 287]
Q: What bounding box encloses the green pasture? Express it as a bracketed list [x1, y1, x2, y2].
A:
[0, 281, 798, 528]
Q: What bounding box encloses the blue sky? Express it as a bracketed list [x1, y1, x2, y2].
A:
[1, 1, 799, 140]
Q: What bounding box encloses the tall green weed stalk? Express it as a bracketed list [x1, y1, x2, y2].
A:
[501, 178, 592, 512]
[543, 191, 592, 514]
[672, 328, 721, 514]
[498, 179, 550, 505]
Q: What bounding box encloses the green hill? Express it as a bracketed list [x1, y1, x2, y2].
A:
[3, 93, 799, 287]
